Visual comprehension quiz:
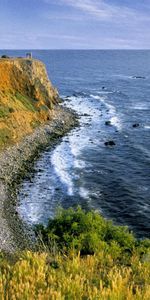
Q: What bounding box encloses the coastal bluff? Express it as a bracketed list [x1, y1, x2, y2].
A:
[0, 57, 77, 252]
[0, 57, 59, 149]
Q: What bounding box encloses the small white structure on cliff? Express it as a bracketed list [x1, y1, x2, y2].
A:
[26, 52, 32, 59]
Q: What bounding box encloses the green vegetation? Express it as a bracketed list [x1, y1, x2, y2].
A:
[35, 207, 150, 258]
[1, 207, 150, 299]
[39, 104, 50, 112]
[1, 55, 10, 59]
[31, 119, 41, 129]
[0, 106, 10, 118]
[15, 92, 37, 112]
[0, 128, 12, 148]
[0, 106, 15, 118]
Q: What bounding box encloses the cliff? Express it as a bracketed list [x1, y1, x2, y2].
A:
[0, 58, 59, 149]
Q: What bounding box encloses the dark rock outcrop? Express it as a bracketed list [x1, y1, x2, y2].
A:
[105, 121, 112, 126]
[105, 140, 116, 146]
[132, 123, 140, 128]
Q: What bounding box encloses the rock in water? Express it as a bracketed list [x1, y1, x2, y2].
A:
[132, 123, 140, 128]
[104, 140, 116, 146]
[132, 76, 146, 79]
[105, 121, 112, 126]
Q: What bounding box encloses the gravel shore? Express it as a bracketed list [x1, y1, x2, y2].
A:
[0, 105, 78, 253]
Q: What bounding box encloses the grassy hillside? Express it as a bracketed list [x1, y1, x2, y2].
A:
[1, 208, 150, 299]
[0, 58, 59, 149]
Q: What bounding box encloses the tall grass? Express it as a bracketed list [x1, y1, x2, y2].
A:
[1, 250, 150, 299]
[1, 207, 150, 299]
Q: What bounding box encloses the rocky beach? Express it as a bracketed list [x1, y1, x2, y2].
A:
[0, 57, 78, 252]
[0, 105, 77, 252]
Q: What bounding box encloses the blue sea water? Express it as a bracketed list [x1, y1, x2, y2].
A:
[1, 50, 150, 237]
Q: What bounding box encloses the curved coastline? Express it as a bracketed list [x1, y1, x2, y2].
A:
[0, 105, 78, 253]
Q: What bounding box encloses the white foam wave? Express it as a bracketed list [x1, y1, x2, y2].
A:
[144, 125, 150, 129]
[79, 187, 89, 199]
[110, 116, 122, 130]
[86, 94, 122, 130]
[112, 74, 133, 79]
[97, 91, 113, 94]
[52, 94, 102, 196]
[96, 96, 122, 129]
[99, 97, 116, 113]
[133, 104, 149, 110]
[90, 95, 102, 100]
[51, 144, 74, 196]
[74, 159, 85, 169]
[90, 94, 106, 100]
[105, 102, 116, 114]
[90, 94, 116, 114]
[65, 96, 100, 126]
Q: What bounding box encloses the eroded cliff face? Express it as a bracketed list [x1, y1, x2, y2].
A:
[0, 58, 59, 149]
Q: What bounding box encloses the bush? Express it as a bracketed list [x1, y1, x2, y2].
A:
[8, 107, 15, 113]
[35, 207, 137, 256]
[1, 55, 9, 59]
[1, 208, 150, 299]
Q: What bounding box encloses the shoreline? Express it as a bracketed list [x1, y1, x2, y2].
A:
[0, 105, 78, 253]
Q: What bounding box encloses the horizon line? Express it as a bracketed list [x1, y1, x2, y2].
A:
[1, 48, 150, 51]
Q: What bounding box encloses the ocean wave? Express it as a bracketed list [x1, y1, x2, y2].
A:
[110, 116, 122, 130]
[97, 90, 113, 95]
[132, 104, 149, 110]
[51, 144, 74, 196]
[90, 94, 122, 130]
[104, 102, 116, 114]
[90, 94, 116, 113]
[90, 95, 102, 100]
[111, 74, 146, 80]
[79, 187, 90, 199]
[90, 94, 106, 100]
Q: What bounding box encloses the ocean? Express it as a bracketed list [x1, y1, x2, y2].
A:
[1, 50, 150, 238]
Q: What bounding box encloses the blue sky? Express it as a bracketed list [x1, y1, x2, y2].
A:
[0, 0, 150, 49]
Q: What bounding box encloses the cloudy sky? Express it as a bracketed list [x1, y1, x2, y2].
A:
[0, 0, 150, 49]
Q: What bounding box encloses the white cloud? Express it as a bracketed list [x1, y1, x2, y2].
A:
[62, 0, 112, 19]
[44, 0, 149, 23]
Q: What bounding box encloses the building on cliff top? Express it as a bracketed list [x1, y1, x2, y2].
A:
[26, 52, 32, 59]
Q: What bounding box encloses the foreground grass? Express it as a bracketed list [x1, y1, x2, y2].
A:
[1, 207, 150, 299]
[1, 250, 150, 299]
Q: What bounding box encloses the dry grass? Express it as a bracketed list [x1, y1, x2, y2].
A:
[1, 208, 150, 299]
[0, 58, 58, 149]
[0, 249, 150, 299]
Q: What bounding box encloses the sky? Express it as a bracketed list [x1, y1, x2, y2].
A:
[0, 0, 150, 49]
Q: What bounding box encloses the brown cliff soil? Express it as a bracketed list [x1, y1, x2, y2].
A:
[0, 58, 59, 149]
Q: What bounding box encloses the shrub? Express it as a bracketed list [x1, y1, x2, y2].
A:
[8, 107, 15, 113]
[1, 55, 9, 58]
[35, 207, 136, 256]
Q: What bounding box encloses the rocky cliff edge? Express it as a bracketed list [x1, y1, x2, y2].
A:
[0, 58, 59, 149]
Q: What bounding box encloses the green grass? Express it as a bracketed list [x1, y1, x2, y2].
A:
[31, 119, 41, 129]
[0, 106, 10, 118]
[0, 127, 12, 148]
[15, 92, 37, 112]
